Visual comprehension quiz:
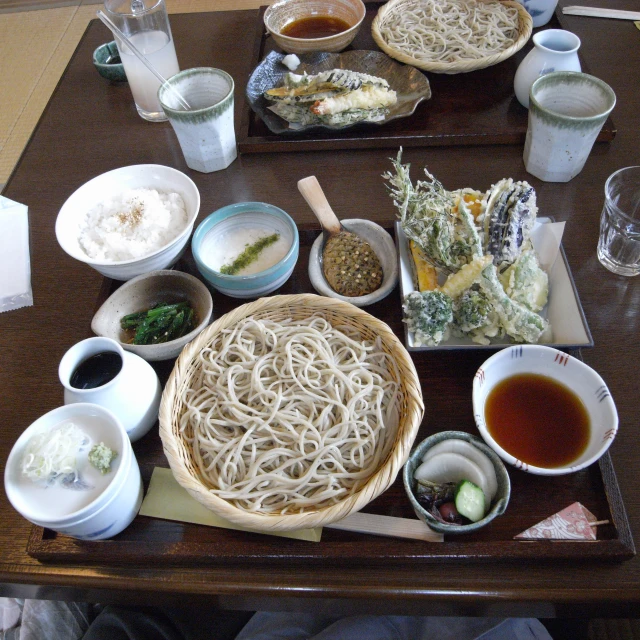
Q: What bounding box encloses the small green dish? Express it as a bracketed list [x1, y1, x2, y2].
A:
[93, 41, 127, 83]
[403, 430, 511, 535]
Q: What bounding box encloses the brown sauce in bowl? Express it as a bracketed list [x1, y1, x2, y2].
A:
[281, 16, 352, 39]
[485, 373, 590, 468]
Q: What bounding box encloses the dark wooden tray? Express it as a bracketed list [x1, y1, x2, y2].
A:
[27, 226, 635, 565]
[237, 3, 616, 154]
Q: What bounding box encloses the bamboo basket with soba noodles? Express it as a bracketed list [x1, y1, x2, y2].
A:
[159, 294, 424, 531]
[372, 0, 532, 74]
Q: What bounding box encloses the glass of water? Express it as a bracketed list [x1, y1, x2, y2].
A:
[597, 166, 640, 276]
[104, 0, 179, 122]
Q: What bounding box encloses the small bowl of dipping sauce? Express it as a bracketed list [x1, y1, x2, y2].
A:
[473, 345, 618, 476]
[191, 202, 299, 299]
[264, 0, 366, 54]
[4, 403, 143, 540]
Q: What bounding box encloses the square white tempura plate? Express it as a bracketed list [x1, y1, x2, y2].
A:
[395, 219, 593, 351]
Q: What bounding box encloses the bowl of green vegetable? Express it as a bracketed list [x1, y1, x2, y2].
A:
[403, 431, 511, 534]
[91, 270, 213, 362]
[191, 202, 299, 298]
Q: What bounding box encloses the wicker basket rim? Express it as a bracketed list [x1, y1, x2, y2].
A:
[159, 294, 425, 531]
[371, 0, 533, 75]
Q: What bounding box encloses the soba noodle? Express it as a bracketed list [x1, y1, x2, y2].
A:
[178, 315, 401, 514]
[377, 0, 521, 64]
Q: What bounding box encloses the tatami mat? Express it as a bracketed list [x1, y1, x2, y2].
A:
[0, 0, 267, 185]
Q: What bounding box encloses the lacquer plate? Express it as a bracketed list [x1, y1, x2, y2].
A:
[245, 50, 432, 134]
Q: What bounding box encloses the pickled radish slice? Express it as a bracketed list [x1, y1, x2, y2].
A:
[422, 439, 498, 501]
[414, 452, 490, 510]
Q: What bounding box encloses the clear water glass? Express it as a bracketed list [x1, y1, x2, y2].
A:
[104, 0, 179, 122]
[597, 166, 640, 276]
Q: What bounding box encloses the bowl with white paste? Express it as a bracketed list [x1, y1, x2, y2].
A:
[191, 202, 299, 298]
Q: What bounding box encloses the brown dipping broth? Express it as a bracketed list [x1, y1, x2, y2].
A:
[280, 15, 352, 39]
[485, 373, 590, 468]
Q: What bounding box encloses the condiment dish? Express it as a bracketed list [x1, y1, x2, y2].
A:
[93, 41, 127, 83]
[403, 431, 511, 534]
[473, 345, 618, 475]
[4, 403, 142, 540]
[91, 270, 213, 362]
[264, 0, 366, 54]
[191, 202, 299, 299]
[59, 337, 161, 442]
[309, 219, 398, 307]
[55, 165, 200, 281]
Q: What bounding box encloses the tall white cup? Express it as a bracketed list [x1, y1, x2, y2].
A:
[523, 71, 615, 183]
[158, 68, 237, 173]
[104, 0, 179, 122]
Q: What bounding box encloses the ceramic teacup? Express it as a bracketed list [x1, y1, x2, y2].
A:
[158, 68, 237, 173]
[523, 71, 615, 183]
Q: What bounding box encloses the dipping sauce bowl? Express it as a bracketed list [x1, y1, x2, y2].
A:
[473, 345, 618, 475]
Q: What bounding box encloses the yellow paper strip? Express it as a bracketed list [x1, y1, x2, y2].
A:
[139, 467, 323, 542]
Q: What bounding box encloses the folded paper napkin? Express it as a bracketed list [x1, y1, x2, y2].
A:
[0, 196, 33, 313]
[515, 502, 601, 541]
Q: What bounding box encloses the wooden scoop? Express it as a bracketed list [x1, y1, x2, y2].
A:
[297, 176, 383, 297]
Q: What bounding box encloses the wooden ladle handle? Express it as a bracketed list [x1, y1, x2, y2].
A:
[297, 176, 342, 235]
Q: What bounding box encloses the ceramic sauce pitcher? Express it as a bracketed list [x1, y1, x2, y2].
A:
[514, 29, 581, 108]
[59, 337, 161, 442]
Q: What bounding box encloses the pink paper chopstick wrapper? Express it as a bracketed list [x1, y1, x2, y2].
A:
[515, 502, 598, 541]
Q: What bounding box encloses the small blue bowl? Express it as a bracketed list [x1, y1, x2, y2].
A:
[192, 202, 299, 298]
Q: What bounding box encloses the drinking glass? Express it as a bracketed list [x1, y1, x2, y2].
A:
[104, 0, 179, 122]
[597, 166, 640, 276]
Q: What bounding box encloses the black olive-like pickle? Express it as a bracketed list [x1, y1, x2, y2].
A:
[323, 231, 383, 297]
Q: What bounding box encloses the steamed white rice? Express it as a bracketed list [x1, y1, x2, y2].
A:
[78, 188, 188, 262]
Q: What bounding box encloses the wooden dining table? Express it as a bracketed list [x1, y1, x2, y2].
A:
[1, 0, 639, 620]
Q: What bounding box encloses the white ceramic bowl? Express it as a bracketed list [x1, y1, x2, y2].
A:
[308, 219, 398, 307]
[4, 403, 143, 540]
[55, 165, 200, 281]
[91, 270, 213, 362]
[264, 0, 366, 55]
[59, 337, 161, 442]
[473, 345, 618, 475]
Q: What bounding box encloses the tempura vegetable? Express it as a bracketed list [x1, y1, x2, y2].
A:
[384, 149, 550, 346]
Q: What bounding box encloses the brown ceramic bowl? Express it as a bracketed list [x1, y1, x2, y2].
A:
[91, 269, 213, 362]
[264, 0, 366, 54]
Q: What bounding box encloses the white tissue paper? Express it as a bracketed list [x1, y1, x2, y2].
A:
[0, 196, 33, 313]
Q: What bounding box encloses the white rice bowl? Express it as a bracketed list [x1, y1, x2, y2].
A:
[56, 165, 200, 281]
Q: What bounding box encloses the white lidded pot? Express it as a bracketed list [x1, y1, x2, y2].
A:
[59, 337, 161, 442]
[4, 403, 143, 540]
[514, 29, 581, 108]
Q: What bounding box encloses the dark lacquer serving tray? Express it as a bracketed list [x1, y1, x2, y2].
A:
[237, 3, 616, 154]
[27, 226, 634, 565]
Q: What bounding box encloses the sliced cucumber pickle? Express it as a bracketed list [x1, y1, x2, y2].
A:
[454, 479, 486, 523]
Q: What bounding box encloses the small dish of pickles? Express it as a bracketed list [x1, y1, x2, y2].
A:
[403, 430, 511, 534]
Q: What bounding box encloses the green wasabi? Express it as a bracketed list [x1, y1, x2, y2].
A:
[220, 233, 280, 275]
[88, 442, 117, 475]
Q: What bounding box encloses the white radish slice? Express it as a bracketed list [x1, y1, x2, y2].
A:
[422, 439, 498, 501]
[414, 452, 490, 508]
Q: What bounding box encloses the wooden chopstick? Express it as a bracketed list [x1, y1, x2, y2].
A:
[326, 512, 444, 542]
[562, 6, 640, 20]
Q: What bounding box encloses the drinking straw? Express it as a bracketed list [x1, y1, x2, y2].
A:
[96, 9, 192, 111]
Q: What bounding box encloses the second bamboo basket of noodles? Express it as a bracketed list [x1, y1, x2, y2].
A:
[372, 0, 533, 74]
